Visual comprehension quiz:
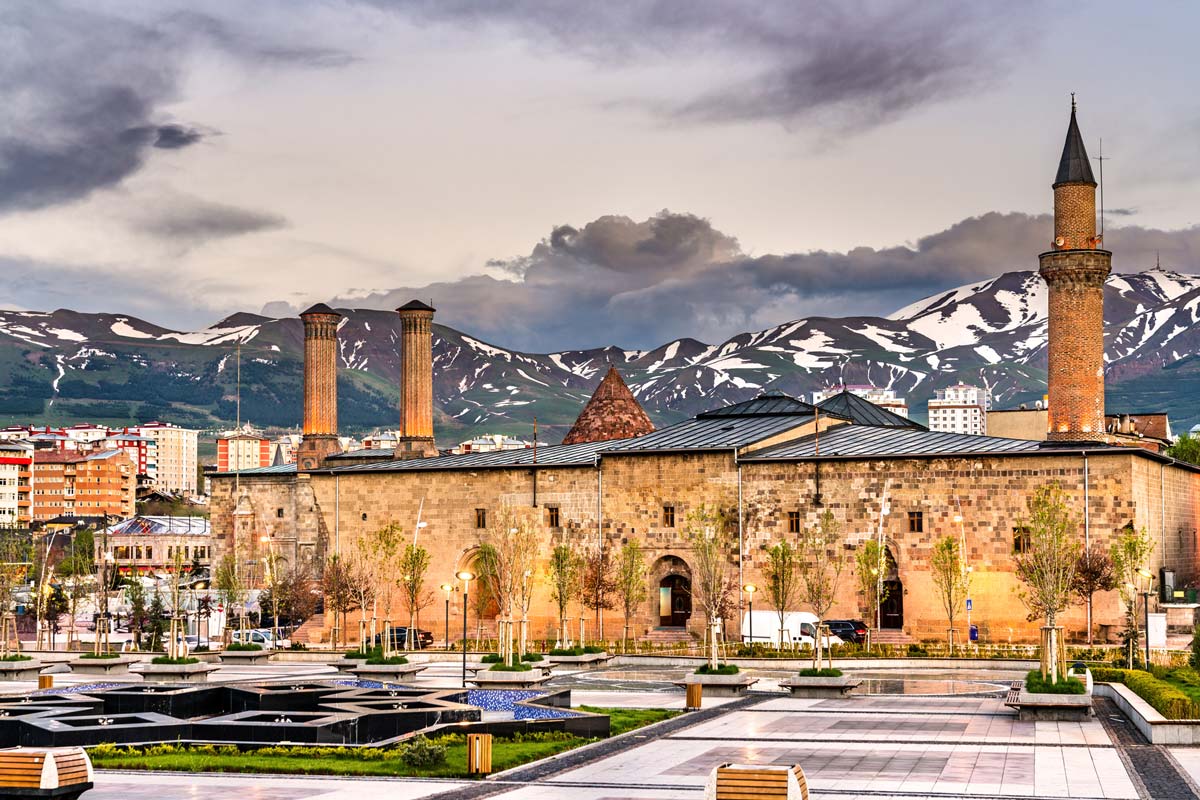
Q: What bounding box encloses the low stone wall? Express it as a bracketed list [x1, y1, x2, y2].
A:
[1095, 682, 1200, 744]
[613, 655, 1039, 671]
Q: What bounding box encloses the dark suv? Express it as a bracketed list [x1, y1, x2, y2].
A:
[826, 619, 869, 644]
[371, 627, 434, 650]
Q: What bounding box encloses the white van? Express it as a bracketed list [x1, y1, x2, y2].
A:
[740, 610, 845, 649]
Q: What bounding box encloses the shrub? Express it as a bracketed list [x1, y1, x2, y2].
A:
[489, 662, 533, 672]
[289, 642, 308, 651]
[344, 649, 376, 660]
[1192, 624, 1200, 669]
[695, 663, 739, 675]
[399, 735, 446, 768]
[582, 645, 606, 655]
[225, 643, 263, 652]
[906, 643, 929, 657]
[151, 656, 200, 665]
[549, 647, 584, 656]
[0, 654, 31, 662]
[520, 652, 544, 662]
[365, 655, 410, 666]
[79, 652, 120, 659]
[1093, 668, 1200, 719]
[1023, 670, 1086, 694]
[481, 653, 503, 663]
[798, 667, 843, 677]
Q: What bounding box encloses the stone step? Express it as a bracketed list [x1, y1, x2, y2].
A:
[870, 628, 915, 645]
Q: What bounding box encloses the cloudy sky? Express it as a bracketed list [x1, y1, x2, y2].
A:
[1, 1, 1198, 351]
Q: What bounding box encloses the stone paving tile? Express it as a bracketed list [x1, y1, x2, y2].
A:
[89, 773, 468, 800]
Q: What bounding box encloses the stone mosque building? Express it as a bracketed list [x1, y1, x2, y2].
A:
[210, 105, 1200, 644]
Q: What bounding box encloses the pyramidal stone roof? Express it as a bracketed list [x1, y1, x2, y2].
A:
[1054, 102, 1096, 186]
[562, 365, 655, 445]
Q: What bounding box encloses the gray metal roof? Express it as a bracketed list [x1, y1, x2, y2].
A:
[746, 423, 1044, 461]
[213, 464, 298, 477]
[325, 447, 396, 460]
[816, 391, 923, 429]
[1055, 103, 1096, 186]
[601, 413, 815, 453]
[697, 393, 816, 418]
[328, 438, 615, 473]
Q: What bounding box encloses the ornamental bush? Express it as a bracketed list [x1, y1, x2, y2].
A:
[151, 656, 200, 665]
[365, 655, 409, 665]
[489, 662, 533, 672]
[797, 667, 843, 677]
[225, 643, 263, 652]
[398, 735, 446, 768]
[1092, 668, 1200, 719]
[695, 663, 739, 675]
[1023, 670, 1086, 694]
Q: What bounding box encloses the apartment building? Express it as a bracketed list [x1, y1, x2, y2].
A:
[811, 385, 909, 418]
[0, 442, 32, 529]
[128, 422, 198, 495]
[31, 450, 136, 522]
[928, 384, 991, 435]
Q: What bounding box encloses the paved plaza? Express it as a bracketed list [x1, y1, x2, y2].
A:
[68, 669, 1200, 800]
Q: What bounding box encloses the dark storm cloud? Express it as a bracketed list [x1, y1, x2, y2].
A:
[0, 2, 347, 214]
[134, 198, 287, 242]
[365, 1, 1032, 130]
[303, 211, 1200, 352]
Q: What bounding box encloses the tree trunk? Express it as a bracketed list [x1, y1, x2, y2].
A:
[1086, 593, 1094, 646]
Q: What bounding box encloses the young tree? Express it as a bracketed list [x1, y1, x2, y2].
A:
[1013, 484, 1080, 682]
[214, 551, 248, 636]
[0, 535, 28, 655]
[763, 539, 799, 649]
[686, 506, 736, 670]
[547, 542, 581, 647]
[1167, 432, 1200, 466]
[471, 543, 500, 646]
[321, 554, 361, 648]
[579, 545, 615, 643]
[56, 547, 91, 651]
[348, 536, 378, 643]
[795, 510, 846, 668]
[365, 522, 405, 639]
[125, 579, 147, 650]
[147, 589, 167, 651]
[854, 539, 891, 634]
[930, 536, 970, 655]
[399, 543, 433, 651]
[196, 594, 214, 649]
[1072, 548, 1116, 646]
[1111, 524, 1155, 666]
[614, 539, 648, 652]
[478, 506, 538, 665]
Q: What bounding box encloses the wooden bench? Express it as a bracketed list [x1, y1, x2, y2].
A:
[706, 762, 808, 800]
[1005, 680, 1022, 706]
[0, 747, 94, 799]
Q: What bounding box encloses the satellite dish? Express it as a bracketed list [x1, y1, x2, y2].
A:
[1054, 236, 1065, 247]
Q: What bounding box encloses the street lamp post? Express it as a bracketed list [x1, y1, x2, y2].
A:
[440, 583, 454, 649]
[456, 570, 474, 688]
[742, 584, 756, 646]
[1138, 568, 1155, 668]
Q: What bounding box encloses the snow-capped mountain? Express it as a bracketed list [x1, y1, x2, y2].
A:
[3, 267, 1199, 439]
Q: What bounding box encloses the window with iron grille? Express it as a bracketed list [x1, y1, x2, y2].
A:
[908, 511, 923, 533]
[663, 505, 675, 528]
[787, 510, 801, 534]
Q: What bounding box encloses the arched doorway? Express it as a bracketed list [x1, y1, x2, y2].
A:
[879, 547, 903, 629]
[652, 555, 692, 628]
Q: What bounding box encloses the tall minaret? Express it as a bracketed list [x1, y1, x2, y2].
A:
[297, 303, 343, 469]
[395, 300, 439, 459]
[1039, 98, 1111, 441]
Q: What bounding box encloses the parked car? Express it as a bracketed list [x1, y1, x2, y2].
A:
[230, 628, 290, 649]
[825, 619, 869, 645]
[739, 610, 845, 649]
[371, 627, 434, 650]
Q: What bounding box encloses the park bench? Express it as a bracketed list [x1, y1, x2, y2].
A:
[705, 762, 808, 800]
[0, 747, 93, 799]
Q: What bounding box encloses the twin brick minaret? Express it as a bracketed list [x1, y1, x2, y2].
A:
[297, 303, 343, 470]
[297, 299, 438, 469]
[394, 300, 439, 459]
[1039, 100, 1111, 442]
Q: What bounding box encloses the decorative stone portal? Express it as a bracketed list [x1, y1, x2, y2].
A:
[655, 554, 692, 629]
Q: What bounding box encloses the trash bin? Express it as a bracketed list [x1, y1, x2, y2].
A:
[686, 682, 703, 711]
[969, 625, 978, 642]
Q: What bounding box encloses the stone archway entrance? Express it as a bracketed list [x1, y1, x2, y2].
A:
[652, 555, 692, 629]
[880, 547, 903, 629]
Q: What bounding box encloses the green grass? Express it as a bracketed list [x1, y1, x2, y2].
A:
[489, 662, 532, 672]
[695, 663, 739, 675]
[1023, 670, 1086, 694]
[88, 734, 586, 778]
[151, 656, 200, 665]
[225, 643, 263, 652]
[0, 654, 31, 662]
[798, 667, 843, 677]
[578, 705, 679, 736]
[78, 652, 120, 659]
[365, 655, 409, 665]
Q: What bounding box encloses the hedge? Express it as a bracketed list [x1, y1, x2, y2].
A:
[1093, 668, 1200, 720]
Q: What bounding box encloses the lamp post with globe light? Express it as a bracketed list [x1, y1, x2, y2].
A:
[440, 583, 454, 649]
[456, 570, 474, 687]
[742, 583, 756, 646]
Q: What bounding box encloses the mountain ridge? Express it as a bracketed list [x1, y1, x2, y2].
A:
[2, 266, 1199, 439]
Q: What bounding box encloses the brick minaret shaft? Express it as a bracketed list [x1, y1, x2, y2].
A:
[395, 300, 439, 459]
[1039, 99, 1111, 442]
[297, 303, 343, 470]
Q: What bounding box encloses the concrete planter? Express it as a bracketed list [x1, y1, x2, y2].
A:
[0, 658, 42, 681]
[780, 675, 861, 698]
[547, 651, 609, 666]
[681, 672, 758, 696]
[70, 655, 137, 675]
[1095, 682, 1200, 744]
[1010, 690, 1092, 720]
[348, 663, 428, 683]
[218, 649, 273, 665]
[133, 661, 220, 683]
[468, 669, 552, 689]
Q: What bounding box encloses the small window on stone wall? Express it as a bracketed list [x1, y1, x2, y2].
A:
[361, 512, 368, 522]
[663, 505, 675, 528]
[1013, 527, 1031, 554]
[475, 508, 487, 529]
[276, 508, 284, 518]
[908, 511, 923, 533]
[787, 510, 801, 534]
[547, 506, 561, 528]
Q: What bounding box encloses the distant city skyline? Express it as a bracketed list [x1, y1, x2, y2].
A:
[2, 1, 1198, 350]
